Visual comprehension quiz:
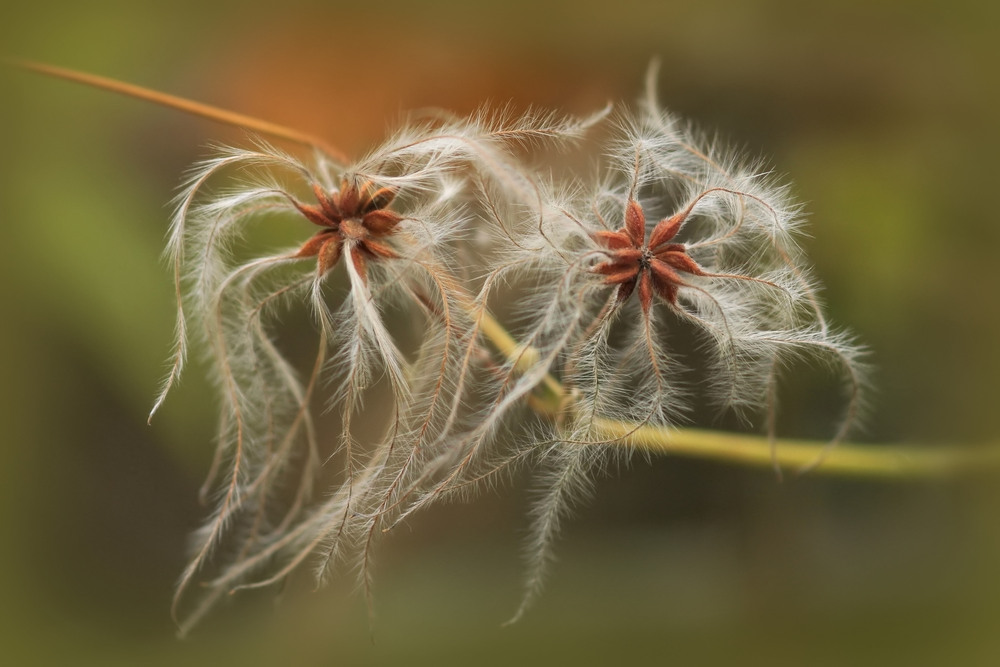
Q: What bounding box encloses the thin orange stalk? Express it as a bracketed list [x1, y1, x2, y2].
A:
[8, 59, 349, 163]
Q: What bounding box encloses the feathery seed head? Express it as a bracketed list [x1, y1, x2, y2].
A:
[590, 196, 706, 312]
[113, 65, 864, 633]
[292, 178, 403, 279]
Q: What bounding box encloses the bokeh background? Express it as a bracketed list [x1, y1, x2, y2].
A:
[1, 1, 999, 664]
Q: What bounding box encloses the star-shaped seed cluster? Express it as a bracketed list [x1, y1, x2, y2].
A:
[592, 198, 705, 313]
[293, 179, 403, 281]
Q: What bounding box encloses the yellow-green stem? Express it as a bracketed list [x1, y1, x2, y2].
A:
[479, 310, 1000, 479]
[592, 420, 1000, 478]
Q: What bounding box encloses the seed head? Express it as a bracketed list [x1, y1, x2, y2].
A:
[118, 64, 865, 634]
[293, 179, 403, 278]
[591, 197, 706, 311]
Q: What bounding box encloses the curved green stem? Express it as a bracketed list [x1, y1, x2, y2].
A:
[591, 419, 1000, 478]
[479, 309, 1000, 479]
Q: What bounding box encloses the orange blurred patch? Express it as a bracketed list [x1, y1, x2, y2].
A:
[201, 19, 619, 157]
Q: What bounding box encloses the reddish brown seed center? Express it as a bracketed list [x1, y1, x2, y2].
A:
[339, 218, 366, 241]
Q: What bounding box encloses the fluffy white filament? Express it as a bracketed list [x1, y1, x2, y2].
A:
[156, 82, 865, 634]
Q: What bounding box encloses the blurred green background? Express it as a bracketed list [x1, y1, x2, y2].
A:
[1, 1, 999, 664]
